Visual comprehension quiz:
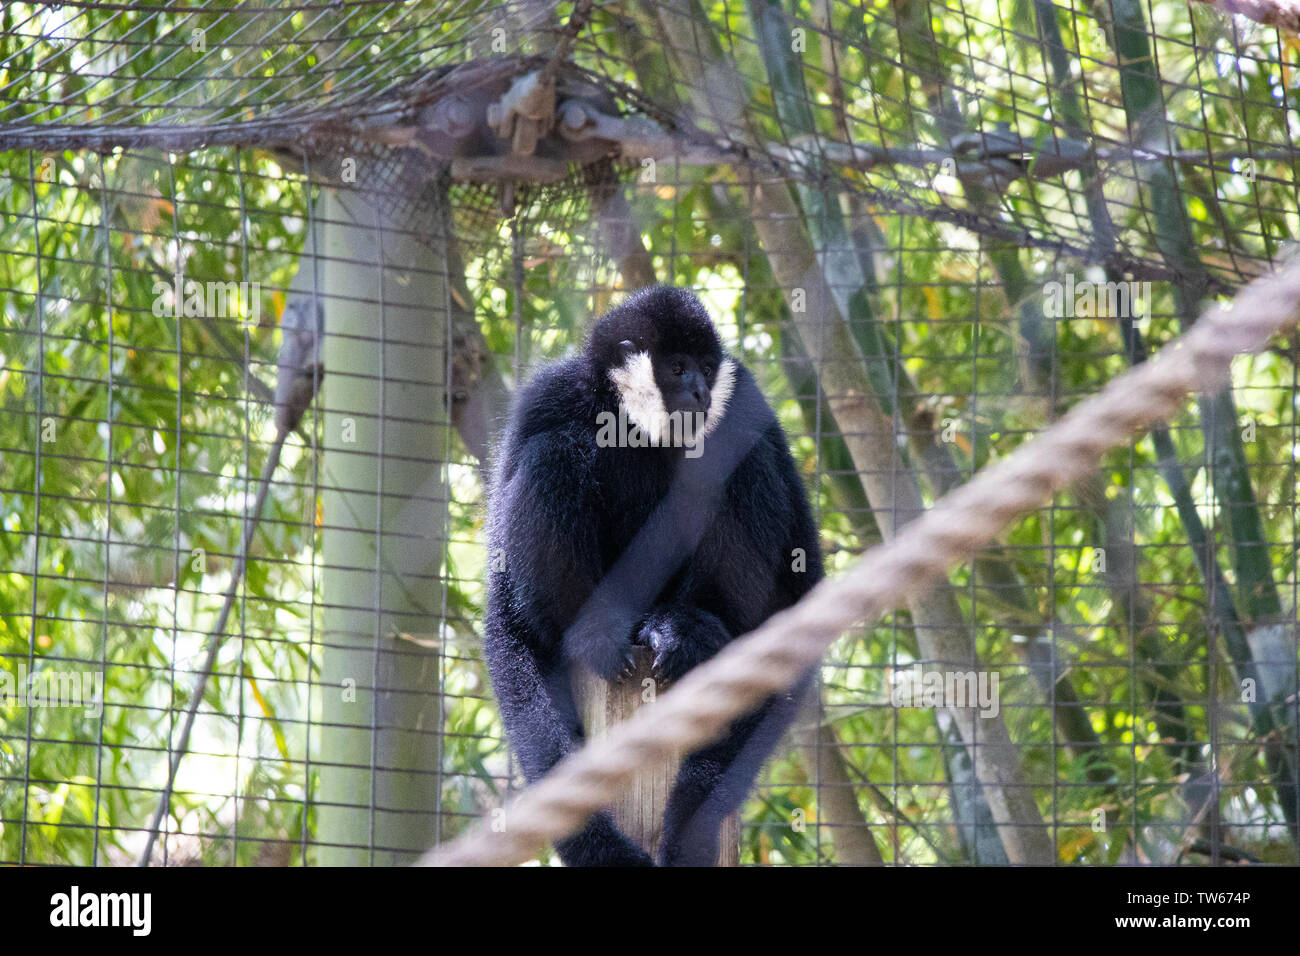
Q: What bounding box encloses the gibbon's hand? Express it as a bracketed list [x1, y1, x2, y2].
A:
[563, 595, 641, 682]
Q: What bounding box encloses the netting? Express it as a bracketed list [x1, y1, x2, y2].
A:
[1, 0, 1298, 867]
[5, 1, 1296, 285]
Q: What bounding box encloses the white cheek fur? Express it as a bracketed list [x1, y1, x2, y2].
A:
[608, 351, 670, 442]
[698, 357, 735, 440]
[608, 353, 737, 444]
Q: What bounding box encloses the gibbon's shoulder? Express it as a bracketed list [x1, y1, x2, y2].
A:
[506, 354, 602, 444]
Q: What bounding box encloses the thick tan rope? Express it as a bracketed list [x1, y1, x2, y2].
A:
[420, 261, 1300, 867]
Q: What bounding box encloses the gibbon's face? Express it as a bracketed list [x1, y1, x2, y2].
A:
[655, 351, 713, 415]
[607, 339, 737, 444]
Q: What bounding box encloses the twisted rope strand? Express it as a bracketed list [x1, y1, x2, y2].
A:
[420, 261, 1300, 866]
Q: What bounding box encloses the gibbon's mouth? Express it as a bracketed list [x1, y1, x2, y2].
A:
[608, 354, 737, 445]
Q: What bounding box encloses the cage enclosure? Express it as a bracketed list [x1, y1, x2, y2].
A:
[1, 0, 1299, 868]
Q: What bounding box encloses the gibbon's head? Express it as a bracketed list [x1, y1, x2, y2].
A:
[587, 286, 737, 442]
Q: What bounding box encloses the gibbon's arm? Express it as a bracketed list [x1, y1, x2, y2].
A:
[493, 422, 604, 641]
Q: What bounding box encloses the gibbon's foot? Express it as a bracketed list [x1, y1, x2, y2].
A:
[638, 608, 729, 684]
[554, 812, 654, 867]
[642, 620, 695, 684]
[658, 830, 721, 867]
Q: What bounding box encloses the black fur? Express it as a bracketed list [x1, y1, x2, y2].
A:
[483, 286, 823, 866]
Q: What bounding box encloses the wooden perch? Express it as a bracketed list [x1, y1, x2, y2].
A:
[572, 646, 740, 865]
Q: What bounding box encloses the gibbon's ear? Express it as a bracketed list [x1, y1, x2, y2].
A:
[618, 339, 638, 359]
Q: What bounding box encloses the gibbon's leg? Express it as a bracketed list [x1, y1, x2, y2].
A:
[657, 671, 813, 866]
[484, 623, 652, 867]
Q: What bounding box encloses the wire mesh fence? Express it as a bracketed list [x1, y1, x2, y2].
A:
[1, 0, 1298, 866]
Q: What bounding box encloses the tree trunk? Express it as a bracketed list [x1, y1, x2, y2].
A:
[314, 183, 450, 865]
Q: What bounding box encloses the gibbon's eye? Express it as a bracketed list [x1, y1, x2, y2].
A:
[672, 361, 685, 376]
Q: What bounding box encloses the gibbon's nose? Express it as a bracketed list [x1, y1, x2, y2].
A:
[682, 371, 710, 413]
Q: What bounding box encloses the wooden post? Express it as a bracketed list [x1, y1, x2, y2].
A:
[573, 646, 740, 865]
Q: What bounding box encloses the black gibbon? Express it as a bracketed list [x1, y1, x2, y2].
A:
[484, 286, 822, 866]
